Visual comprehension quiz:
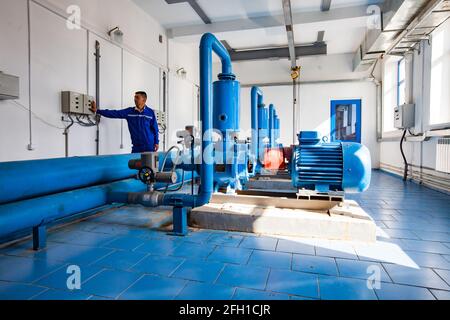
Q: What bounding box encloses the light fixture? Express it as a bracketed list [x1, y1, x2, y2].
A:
[176, 67, 187, 78]
[107, 26, 123, 43]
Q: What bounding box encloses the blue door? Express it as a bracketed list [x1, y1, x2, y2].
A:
[330, 99, 361, 143]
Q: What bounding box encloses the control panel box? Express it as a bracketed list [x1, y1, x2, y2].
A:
[61, 91, 94, 115]
[156, 110, 167, 130]
[394, 103, 415, 129]
[83, 94, 95, 115]
[0, 72, 19, 100]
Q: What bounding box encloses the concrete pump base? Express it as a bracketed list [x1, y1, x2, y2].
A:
[190, 194, 376, 242]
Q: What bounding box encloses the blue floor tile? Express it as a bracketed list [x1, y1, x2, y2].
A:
[175, 282, 234, 300]
[233, 288, 289, 300]
[171, 259, 225, 283]
[315, 245, 358, 260]
[130, 254, 185, 277]
[247, 250, 292, 270]
[404, 251, 450, 270]
[31, 288, 91, 300]
[398, 239, 450, 255]
[103, 236, 146, 251]
[375, 283, 435, 300]
[34, 243, 114, 265]
[0, 281, 46, 300]
[276, 239, 315, 255]
[93, 250, 147, 271]
[292, 254, 338, 276]
[240, 236, 278, 251]
[0, 255, 64, 283]
[135, 239, 182, 256]
[382, 264, 450, 290]
[118, 275, 186, 300]
[336, 259, 391, 282]
[266, 269, 319, 299]
[434, 269, 450, 286]
[48, 230, 116, 247]
[217, 265, 269, 291]
[207, 233, 244, 247]
[319, 275, 378, 300]
[182, 231, 213, 244]
[208, 246, 252, 265]
[170, 242, 216, 259]
[36, 264, 103, 290]
[430, 289, 450, 300]
[82, 269, 141, 298]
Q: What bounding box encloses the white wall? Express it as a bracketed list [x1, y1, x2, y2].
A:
[0, 0, 199, 161]
[379, 38, 450, 191]
[239, 81, 380, 168]
[228, 53, 372, 85]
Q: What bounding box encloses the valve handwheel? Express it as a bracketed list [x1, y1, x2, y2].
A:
[138, 166, 155, 184]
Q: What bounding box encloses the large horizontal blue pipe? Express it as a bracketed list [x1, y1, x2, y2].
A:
[0, 179, 146, 239]
[0, 167, 194, 239]
[0, 154, 138, 205]
[251, 86, 263, 172]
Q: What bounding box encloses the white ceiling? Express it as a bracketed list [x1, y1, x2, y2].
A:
[133, 0, 383, 55]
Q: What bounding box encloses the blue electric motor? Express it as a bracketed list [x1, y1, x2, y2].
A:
[291, 131, 371, 193]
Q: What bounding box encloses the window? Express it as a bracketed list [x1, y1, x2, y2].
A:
[429, 18, 450, 127]
[330, 100, 361, 143]
[397, 58, 406, 106]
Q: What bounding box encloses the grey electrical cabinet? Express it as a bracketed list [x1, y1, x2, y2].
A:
[394, 103, 415, 129]
[61, 91, 94, 115]
[0, 72, 19, 100]
[83, 94, 95, 115]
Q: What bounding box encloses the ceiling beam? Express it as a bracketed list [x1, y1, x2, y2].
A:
[321, 0, 332, 12]
[167, 5, 371, 38]
[228, 43, 327, 62]
[281, 0, 297, 67]
[165, 0, 211, 24]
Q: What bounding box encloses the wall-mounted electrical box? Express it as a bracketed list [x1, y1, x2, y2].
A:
[61, 91, 94, 115]
[156, 110, 167, 130]
[394, 103, 415, 129]
[0, 72, 20, 100]
[83, 94, 95, 115]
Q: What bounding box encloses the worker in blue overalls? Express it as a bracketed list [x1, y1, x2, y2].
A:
[90, 91, 159, 153]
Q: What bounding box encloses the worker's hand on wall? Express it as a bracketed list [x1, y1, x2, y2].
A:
[89, 101, 97, 113]
[154, 144, 159, 152]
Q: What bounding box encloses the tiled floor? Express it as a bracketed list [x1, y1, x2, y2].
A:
[0, 170, 449, 300]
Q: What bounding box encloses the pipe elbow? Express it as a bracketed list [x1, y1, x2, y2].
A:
[200, 33, 232, 75]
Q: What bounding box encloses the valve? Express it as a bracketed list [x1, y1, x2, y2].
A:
[138, 166, 155, 185]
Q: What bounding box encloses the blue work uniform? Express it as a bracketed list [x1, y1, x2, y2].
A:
[97, 106, 159, 153]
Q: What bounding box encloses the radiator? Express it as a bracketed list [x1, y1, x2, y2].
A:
[436, 138, 450, 174]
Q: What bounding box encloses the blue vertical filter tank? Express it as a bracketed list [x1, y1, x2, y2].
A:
[291, 131, 371, 193]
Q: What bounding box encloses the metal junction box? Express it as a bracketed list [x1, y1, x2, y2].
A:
[0, 72, 19, 100]
[394, 103, 415, 129]
[83, 94, 95, 115]
[61, 91, 94, 115]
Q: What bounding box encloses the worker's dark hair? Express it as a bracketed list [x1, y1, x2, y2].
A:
[135, 91, 147, 99]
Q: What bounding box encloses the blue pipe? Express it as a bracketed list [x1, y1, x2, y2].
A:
[269, 104, 275, 148]
[0, 179, 146, 239]
[0, 154, 138, 205]
[251, 86, 263, 171]
[162, 33, 233, 208]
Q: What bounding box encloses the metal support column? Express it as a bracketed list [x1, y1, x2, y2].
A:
[171, 206, 188, 236]
[32, 225, 46, 251]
